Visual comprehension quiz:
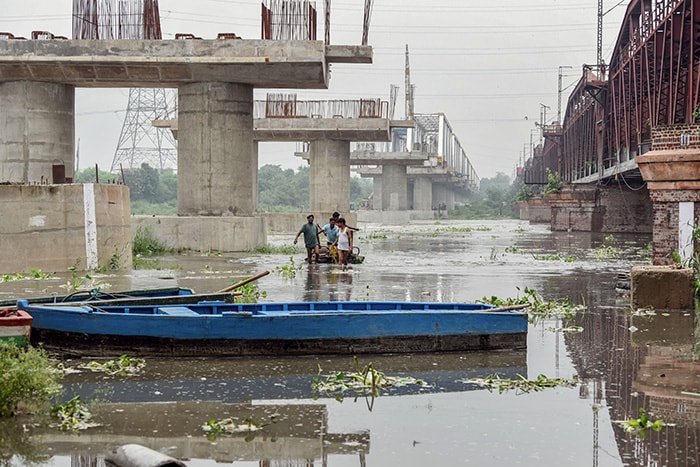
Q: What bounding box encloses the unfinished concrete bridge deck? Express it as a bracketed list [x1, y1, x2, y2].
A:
[0, 39, 371, 88]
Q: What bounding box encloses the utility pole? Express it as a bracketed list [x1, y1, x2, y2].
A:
[558, 66, 573, 124]
[597, 0, 603, 67]
[405, 44, 414, 120]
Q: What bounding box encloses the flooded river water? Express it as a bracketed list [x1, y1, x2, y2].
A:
[2, 219, 698, 466]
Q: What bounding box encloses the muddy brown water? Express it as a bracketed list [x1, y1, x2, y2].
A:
[1, 219, 698, 466]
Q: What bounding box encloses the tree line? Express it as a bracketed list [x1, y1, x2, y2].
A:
[74, 164, 373, 215]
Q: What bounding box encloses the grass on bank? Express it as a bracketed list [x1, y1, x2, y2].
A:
[0, 343, 63, 417]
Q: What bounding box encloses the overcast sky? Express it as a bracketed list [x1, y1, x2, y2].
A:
[1, 0, 628, 180]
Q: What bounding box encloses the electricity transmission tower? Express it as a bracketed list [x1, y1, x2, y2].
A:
[110, 88, 178, 172]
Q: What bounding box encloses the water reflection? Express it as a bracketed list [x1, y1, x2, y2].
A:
[4, 220, 699, 466]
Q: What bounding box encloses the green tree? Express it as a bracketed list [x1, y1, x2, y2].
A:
[74, 167, 118, 184]
[123, 163, 161, 202]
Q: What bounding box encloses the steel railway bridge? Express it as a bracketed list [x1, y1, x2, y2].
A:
[520, 0, 700, 188]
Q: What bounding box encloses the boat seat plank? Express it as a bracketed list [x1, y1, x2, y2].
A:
[157, 307, 199, 316]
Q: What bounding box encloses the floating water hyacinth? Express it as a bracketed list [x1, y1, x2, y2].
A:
[78, 355, 145, 376]
[51, 396, 100, 431]
[312, 356, 428, 401]
[465, 373, 579, 395]
[614, 408, 665, 438]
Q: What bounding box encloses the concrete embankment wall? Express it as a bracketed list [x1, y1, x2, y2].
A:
[132, 215, 267, 252]
[0, 184, 131, 274]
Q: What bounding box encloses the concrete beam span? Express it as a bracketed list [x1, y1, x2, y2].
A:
[0, 40, 372, 88]
[254, 118, 391, 141]
[350, 150, 430, 166]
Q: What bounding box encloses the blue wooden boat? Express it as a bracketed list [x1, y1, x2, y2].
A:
[17, 300, 528, 357]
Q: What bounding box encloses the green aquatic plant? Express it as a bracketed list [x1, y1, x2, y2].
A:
[0, 269, 54, 283]
[247, 244, 300, 254]
[202, 414, 279, 441]
[63, 261, 107, 293]
[465, 373, 579, 395]
[615, 408, 664, 438]
[274, 256, 302, 279]
[312, 357, 428, 402]
[78, 355, 145, 376]
[479, 286, 585, 322]
[366, 233, 388, 240]
[588, 244, 621, 260]
[0, 343, 63, 417]
[533, 253, 577, 262]
[51, 396, 99, 431]
[237, 283, 267, 303]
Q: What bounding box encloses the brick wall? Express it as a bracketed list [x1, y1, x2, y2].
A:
[549, 184, 652, 233]
[648, 190, 700, 264]
[651, 124, 700, 150]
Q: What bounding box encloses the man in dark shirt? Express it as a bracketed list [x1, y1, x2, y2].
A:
[294, 214, 321, 263]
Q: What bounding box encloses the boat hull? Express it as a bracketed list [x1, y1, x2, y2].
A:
[0, 309, 32, 347]
[20, 301, 528, 357]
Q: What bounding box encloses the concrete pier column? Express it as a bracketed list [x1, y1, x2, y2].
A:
[372, 176, 383, 210]
[0, 81, 75, 183]
[432, 183, 447, 210]
[309, 139, 350, 213]
[445, 188, 455, 210]
[413, 176, 432, 210]
[177, 82, 255, 216]
[381, 165, 408, 210]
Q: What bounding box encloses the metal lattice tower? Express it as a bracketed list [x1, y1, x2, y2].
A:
[110, 88, 178, 172]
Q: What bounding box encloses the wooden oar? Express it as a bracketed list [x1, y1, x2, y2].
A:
[486, 303, 532, 312]
[217, 270, 271, 293]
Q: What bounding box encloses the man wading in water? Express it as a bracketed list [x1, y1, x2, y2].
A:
[293, 214, 321, 264]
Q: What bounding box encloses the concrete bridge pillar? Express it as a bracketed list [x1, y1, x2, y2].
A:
[432, 183, 447, 210]
[413, 176, 432, 210]
[445, 188, 455, 210]
[381, 165, 408, 210]
[0, 81, 75, 183]
[372, 176, 383, 210]
[309, 139, 350, 213]
[177, 82, 256, 216]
